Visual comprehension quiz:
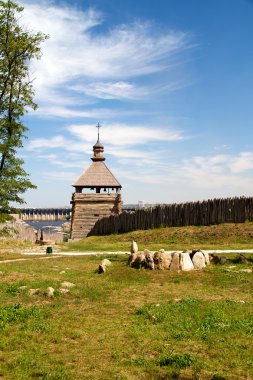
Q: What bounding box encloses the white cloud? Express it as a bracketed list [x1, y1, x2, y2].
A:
[214, 144, 230, 151]
[27, 135, 91, 153]
[37, 154, 87, 169]
[26, 123, 184, 167]
[27, 135, 71, 150]
[177, 153, 253, 189]
[67, 123, 184, 146]
[117, 152, 253, 191]
[69, 81, 148, 100]
[19, 0, 190, 114]
[229, 152, 253, 173]
[33, 105, 130, 119]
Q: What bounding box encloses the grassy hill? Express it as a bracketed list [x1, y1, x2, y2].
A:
[64, 222, 253, 252]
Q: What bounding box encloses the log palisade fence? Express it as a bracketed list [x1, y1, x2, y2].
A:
[88, 197, 253, 236]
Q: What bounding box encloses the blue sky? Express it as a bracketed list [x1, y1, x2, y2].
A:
[18, 0, 253, 207]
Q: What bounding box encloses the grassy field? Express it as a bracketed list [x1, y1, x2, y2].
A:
[0, 223, 253, 379]
[0, 251, 253, 379]
[0, 239, 35, 260]
[64, 222, 253, 252]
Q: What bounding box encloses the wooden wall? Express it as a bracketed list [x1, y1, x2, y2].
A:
[88, 196, 253, 236]
[70, 193, 122, 239]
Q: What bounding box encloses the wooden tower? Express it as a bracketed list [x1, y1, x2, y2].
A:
[70, 125, 122, 240]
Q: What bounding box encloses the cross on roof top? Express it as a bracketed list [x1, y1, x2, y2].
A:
[96, 122, 101, 141]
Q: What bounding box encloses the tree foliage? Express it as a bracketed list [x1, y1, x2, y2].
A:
[0, 0, 47, 213]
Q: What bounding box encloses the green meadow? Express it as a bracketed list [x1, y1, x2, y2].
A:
[0, 254, 252, 378]
[65, 222, 253, 252]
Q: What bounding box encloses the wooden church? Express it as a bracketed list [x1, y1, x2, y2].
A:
[70, 125, 122, 239]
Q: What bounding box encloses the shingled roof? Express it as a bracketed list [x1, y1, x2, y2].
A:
[73, 161, 121, 188]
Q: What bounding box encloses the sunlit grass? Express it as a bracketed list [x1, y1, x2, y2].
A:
[63, 222, 253, 252]
[0, 253, 252, 379]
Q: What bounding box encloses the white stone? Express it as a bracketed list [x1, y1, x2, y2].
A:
[131, 252, 146, 269]
[128, 252, 138, 266]
[144, 250, 154, 270]
[192, 251, 206, 269]
[131, 240, 138, 253]
[154, 251, 172, 270]
[202, 251, 210, 265]
[101, 259, 111, 267]
[98, 258, 112, 273]
[28, 288, 40, 296]
[45, 287, 54, 297]
[170, 252, 180, 271]
[61, 281, 75, 288]
[179, 252, 194, 271]
[59, 288, 70, 294]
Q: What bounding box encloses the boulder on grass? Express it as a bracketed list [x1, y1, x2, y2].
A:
[144, 250, 154, 270]
[209, 254, 220, 264]
[61, 281, 75, 288]
[219, 256, 227, 265]
[131, 252, 146, 269]
[98, 259, 112, 274]
[238, 254, 248, 264]
[28, 288, 39, 296]
[154, 251, 172, 270]
[180, 252, 194, 271]
[170, 252, 180, 271]
[59, 288, 69, 294]
[128, 252, 138, 266]
[202, 250, 210, 265]
[131, 240, 138, 253]
[45, 287, 54, 297]
[192, 251, 206, 269]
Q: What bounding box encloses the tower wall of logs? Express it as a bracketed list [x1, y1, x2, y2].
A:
[70, 193, 122, 240]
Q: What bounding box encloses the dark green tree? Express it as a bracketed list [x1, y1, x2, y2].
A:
[0, 0, 47, 214]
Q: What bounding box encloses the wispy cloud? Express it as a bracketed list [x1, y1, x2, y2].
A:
[27, 135, 71, 150]
[229, 152, 253, 173]
[115, 152, 253, 190]
[176, 153, 253, 191]
[37, 153, 87, 169]
[67, 123, 184, 146]
[20, 0, 191, 118]
[69, 81, 149, 100]
[27, 136, 90, 153]
[27, 123, 185, 154]
[33, 106, 122, 119]
[182, 153, 253, 177]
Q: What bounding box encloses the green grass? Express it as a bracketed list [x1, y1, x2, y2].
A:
[0, 253, 253, 379]
[63, 222, 253, 251]
[0, 239, 35, 260]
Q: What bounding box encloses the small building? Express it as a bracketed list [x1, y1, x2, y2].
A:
[70, 127, 122, 239]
